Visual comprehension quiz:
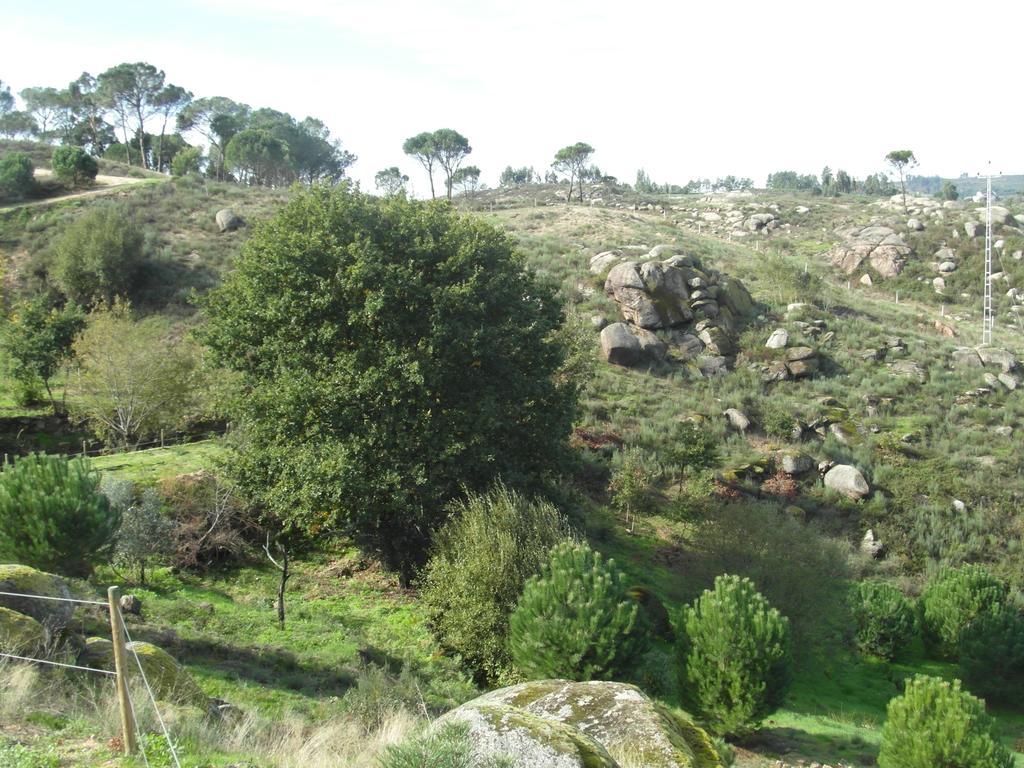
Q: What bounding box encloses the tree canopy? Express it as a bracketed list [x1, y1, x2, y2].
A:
[200, 185, 578, 577]
[552, 142, 594, 204]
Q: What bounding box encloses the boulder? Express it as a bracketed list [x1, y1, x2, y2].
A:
[0, 565, 75, 637]
[964, 220, 983, 238]
[589, 251, 621, 274]
[669, 332, 704, 360]
[889, 360, 927, 383]
[974, 206, 1015, 226]
[933, 277, 945, 292]
[605, 263, 662, 329]
[634, 327, 668, 363]
[906, 218, 924, 231]
[860, 529, 884, 558]
[437, 680, 720, 768]
[938, 260, 957, 273]
[998, 372, 1018, 391]
[717, 277, 755, 318]
[698, 356, 730, 377]
[723, 408, 750, 432]
[697, 326, 735, 356]
[437, 703, 617, 768]
[977, 347, 1018, 372]
[600, 323, 642, 367]
[80, 638, 211, 711]
[782, 453, 814, 475]
[824, 464, 870, 500]
[0, 606, 46, 653]
[215, 209, 244, 233]
[952, 348, 983, 368]
[860, 273, 873, 287]
[120, 594, 142, 616]
[765, 329, 788, 349]
[744, 213, 776, 232]
[827, 226, 913, 278]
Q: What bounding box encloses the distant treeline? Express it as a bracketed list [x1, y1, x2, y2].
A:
[766, 167, 897, 197]
[0, 65, 354, 186]
[907, 174, 1024, 197]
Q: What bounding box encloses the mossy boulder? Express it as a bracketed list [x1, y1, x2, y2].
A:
[0, 564, 75, 635]
[439, 703, 618, 768]
[0, 606, 46, 653]
[442, 680, 721, 768]
[79, 637, 211, 711]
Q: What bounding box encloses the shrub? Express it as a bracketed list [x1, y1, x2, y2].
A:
[508, 542, 650, 681]
[170, 146, 203, 177]
[920, 565, 1007, 658]
[958, 605, 1024, 705]
[51, 146, 98, 187]
[159, 472, 254, 572]
[1, 295, 84, 411]
[608, 447, 660, 529]
[678, 574, 791, 737]
[878, 675, 1012, 768]
[850, 581, 916, 659]
[49, 205, 145, 305]
[0, 152, 35, 199]
[0, 454, 120, 576]
[103, 477, 174, 585]
[340, 664, 425, 735]
[421, 484, 572, 684]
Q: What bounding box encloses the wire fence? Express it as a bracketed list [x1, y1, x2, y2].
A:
[0, 587, 181, 767]
[1, 424, 229, 468]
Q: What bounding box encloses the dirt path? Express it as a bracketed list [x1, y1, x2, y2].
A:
[0, 169, 165, 211]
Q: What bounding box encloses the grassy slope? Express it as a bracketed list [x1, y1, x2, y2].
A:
[4, 183, 1024, 766]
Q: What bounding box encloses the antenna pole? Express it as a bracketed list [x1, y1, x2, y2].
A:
[982, 169, 994, 345]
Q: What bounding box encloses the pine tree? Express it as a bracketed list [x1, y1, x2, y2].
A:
[850, 580, 917, 659]
[677, 574, 791, 736]
[0, 454, 120, 576]
[878, 675, 1013, 768]
[508, 542, 650, 681]
[920, 565, 1007, 658]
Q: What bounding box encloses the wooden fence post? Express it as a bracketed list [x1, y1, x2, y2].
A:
[107, 586, 137, 755]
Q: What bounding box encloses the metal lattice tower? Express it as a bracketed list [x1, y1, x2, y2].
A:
[982, 171, 994, 345]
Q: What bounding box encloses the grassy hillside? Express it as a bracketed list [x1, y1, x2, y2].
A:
[2, 180, 1024, 766]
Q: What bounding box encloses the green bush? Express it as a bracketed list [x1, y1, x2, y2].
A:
[850, 581, 916, 659]
[878, 675, 1012, 768]
[678, 574, 791, 737]
[51, 146, 98, 187]
[958, 605, 1024, 705]
[421, 483, 572, 684]
[920, 565, 1008, 658]
[49, 205, 145, 305]
[0, 152, 35, 200]
[170, 146, 202, 177]
[508, 542, 650, 681]
[0, 454, 120, 576]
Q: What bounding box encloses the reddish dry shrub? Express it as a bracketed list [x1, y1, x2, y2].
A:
[761, 470, 798, 502]
[159, 471, 256, 571]
[713, 481, 743, 501]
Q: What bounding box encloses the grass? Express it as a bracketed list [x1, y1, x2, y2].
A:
[89, 440, 226, 484]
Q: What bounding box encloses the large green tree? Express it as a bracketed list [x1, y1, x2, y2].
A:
[97, 62, 166, 168]
[200, 185, 578, 577]
[552, 142, 594, 204]
[19, 86, 63, 138]
[431, 128, 472, 200]
[176, 96, 251, 180]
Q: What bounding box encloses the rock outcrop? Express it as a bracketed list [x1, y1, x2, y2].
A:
[0, 564, 75, 639]
[437, 680, 721, 768]
[827, 226, 913, 278]
[597, 247, 756, 371]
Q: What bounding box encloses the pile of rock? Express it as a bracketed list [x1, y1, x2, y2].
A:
[595, 246, 756, 373]
[826, 226, 914, 279]
[950, 346, 1021, 393]
[746, 327, 823, 382]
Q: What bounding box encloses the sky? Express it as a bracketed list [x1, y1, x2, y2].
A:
[2, 0, 1022, 195]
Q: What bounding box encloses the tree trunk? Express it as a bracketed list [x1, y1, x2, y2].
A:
[428, 166, 436, 199]
[135, 106, 148, 169]
[276, 546, 289, 630]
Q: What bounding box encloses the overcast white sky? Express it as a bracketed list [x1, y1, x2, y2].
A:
[2, 0, 1022, 194]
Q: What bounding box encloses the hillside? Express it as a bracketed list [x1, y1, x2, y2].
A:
[2, 176, 1024, 767]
